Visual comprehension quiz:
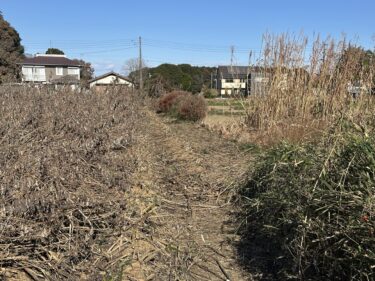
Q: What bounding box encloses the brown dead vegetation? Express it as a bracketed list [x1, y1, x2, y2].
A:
[157, 91, 207, 122]
[0, 86, 143, 280]
[0, 86, 253, 281]
[244, 33, 375, 143]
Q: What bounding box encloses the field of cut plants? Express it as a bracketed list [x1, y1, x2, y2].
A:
[0, 86, 146, 280]
[0, 86, 256, 281]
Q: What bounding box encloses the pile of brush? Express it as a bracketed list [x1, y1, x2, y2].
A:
[239, 121, 375, 280]
[0, 86, 142, 280]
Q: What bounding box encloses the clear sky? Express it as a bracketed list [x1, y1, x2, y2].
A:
[2, 0, 374, 75]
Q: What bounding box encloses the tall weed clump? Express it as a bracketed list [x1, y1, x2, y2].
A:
[239, 124, 375, 280]
[245, 33, 375, 143]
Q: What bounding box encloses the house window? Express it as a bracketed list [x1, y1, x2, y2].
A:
[225, 79, 233, 83]
[68, 67, 79, 75]
[56, 67, 63, 76]
[22, 67, 33, 80]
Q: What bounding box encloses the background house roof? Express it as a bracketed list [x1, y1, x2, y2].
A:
[89, 71, 132, 83]
[218, 65, 272, 79]
[20, 55, 80, 67]
[217, 66, 250, 79]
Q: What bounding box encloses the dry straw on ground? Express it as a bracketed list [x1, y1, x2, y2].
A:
[0, 86, 143, 280]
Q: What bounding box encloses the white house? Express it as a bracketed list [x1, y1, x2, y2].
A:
[18, 54, 81, 85]
[216, 66, 249, 96]
[216, 65, 270, 96]
[89, 72, 134, 91]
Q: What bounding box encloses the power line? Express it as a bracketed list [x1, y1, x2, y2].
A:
[142, 38, 261, 52]
[70, 46, 137, 56]
[23, 37, 264, 54]
[23, 37, 317, 67]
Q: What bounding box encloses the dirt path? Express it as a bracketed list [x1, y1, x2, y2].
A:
[118, 111, 253, 281]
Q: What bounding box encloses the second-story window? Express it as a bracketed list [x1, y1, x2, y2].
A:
[56, 67, 63, 75]
[68, 68, 79, 75]
[225, 79, 233, 83]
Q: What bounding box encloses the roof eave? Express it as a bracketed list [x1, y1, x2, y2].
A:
[19, 63, 81, 67]
[89, 72, 132, 83]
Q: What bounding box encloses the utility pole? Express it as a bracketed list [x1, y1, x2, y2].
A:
[230, 46, 235, 70]
[247, 50, 253, 95]
[138, 36, 143, 92]
[230, 45, 235, 95]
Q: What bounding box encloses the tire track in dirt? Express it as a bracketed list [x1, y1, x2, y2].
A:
[119, 110, 253, 281]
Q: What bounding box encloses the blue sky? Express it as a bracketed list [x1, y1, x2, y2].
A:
[2, 0, 374, 75]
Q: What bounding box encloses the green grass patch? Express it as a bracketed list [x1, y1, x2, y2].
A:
[206, 99, 244, 107]
[238, 143, 261, 153]
[208, 109, 245, 116]
[238, 123, 375, 280]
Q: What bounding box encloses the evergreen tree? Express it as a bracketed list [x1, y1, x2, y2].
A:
[0, 12, 24, 83]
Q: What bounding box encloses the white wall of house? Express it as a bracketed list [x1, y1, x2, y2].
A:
[22, 66, 80, 83]
[220, 78, 247, 95]
[22, 66, 46, 82]
[67, 67, 80, 79]
[89, 75, 133, 88]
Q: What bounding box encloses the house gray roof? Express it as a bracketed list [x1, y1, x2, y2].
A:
[19, 55, 80, 67]
[218, 65, 271, 79]
[89, 71, 132, 83]
[218, 66, 249, 79]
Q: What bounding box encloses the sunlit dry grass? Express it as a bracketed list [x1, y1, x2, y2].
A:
[244, 33, 375, 143]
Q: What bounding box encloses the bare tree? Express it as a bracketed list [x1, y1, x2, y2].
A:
[122, 58, 146, 75]
[122, 58, 147, 86]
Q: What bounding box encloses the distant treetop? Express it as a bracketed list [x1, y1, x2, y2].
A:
[46, 48, 65, 55]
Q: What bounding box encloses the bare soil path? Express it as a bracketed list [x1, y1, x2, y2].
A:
[119, 110, 254, 281]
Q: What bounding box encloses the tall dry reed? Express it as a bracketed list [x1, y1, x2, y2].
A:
[245, 33, 375, 141]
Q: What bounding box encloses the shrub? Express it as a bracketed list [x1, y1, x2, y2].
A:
[202, 86, 219, 99]
[238, 125, 375, 280]
[176, 94, 207, 121]
[157, 90, 187, 113]
[157, 91, 207, 122]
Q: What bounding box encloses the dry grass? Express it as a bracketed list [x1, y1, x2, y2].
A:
[243, 33, 375, 143]
[205, 34, 375, 146]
